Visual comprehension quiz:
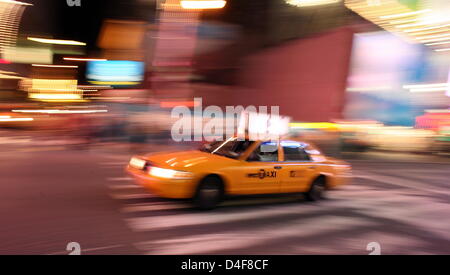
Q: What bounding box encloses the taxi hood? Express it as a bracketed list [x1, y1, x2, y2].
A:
[141, 150, 236, 170]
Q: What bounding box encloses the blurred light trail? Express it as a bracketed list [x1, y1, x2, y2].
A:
[435, 48, 450, 52]
[0, 72, 24, 79]
[0, 0, 32, 5]
[87, 97, 130, 100]
[346, 86, 392, 92]
[28, 94, 82, 101]
[12, 109, 108, 114]
[78, 85, 111, 89]
[286, 0, 340, 7]
[64, 57, 108, 62]
[27, 37, 86, 46]
[345, 2, 450, 52]
[425, 41, 450, 46]
[403, 23, 450, 33]
[420, 37, 450, 43]
[289, 122, 338, 130]
[404, 83, 450, 93]
[0, 70, 17, 74]
[403, 83, 449, 89]
[395, 20, 449, 29]
[32, 64, 78, 68]
[424, 109, 450, 113]
[160, 101, 199, 108]
[89, 81, 138, 85]
[63, 105, 107, 109]
[410, 87, 449, 93]
[180, 0, 226, 9]
[415, 33, 450, 41]
[0, 117, 33, 122]
[379, 9, 432, 20]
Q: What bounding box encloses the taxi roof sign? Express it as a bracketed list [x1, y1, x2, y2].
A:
[237, 111, 290, 141]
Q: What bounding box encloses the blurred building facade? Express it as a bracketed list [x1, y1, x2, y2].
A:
[190, 0, 361, 122]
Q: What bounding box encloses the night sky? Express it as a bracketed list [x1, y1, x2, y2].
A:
[19, 0, 156, 51]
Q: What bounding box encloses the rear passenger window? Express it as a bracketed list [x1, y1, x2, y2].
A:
[282, 141, 311, 161]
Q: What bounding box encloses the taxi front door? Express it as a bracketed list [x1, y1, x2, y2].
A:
[235, 142, 282, 194]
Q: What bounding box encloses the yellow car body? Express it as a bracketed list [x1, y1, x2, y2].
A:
[126, 139, 351, 207]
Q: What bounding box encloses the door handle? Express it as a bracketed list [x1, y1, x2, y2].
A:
[274, 166, 282, 170]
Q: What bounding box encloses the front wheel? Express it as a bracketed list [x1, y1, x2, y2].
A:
[305, 177, 326, 201]
[193, 176, 223, 210]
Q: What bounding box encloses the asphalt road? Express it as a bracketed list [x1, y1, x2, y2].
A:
[0, 139, 449, 255]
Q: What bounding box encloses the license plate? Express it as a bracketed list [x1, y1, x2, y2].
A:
[129, 157, 146, 170]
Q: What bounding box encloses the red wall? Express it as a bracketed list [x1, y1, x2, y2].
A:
[234, 28, 354, 122]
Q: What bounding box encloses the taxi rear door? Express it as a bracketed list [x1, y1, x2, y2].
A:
[278, 141, 317, 193]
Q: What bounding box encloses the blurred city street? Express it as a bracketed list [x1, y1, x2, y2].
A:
[1, 0, 450, 256]
[0, 131, 449, 255]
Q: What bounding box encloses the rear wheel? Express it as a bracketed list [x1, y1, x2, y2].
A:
[305, 177, 326, 201]
[193, 176, 223, 210]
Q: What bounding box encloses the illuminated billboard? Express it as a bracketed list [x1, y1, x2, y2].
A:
[3, 47, 53, 64]
[86, 60, 144, 86]
[345, 31, 426, 126]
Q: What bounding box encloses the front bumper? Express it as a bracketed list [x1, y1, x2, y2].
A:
[126, 166, 196, 199]
[329, 170, 352, 189]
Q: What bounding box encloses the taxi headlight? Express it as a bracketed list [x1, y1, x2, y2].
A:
[148, 167, 193, 179]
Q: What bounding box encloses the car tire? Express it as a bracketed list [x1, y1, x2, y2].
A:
[305, 177, 326, 201]
[193, 176, 223, 210]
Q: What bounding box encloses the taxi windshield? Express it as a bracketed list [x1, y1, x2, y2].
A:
[200, 138, 254, 159]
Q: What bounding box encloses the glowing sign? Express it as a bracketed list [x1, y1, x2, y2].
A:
[28, 79, 83, 102]
[2, 47, 53, 64]
[87, 60, 144, 86]
[238, 111, 290, 141]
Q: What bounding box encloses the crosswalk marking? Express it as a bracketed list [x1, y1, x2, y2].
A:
[126, 203, 322, 232]
[102, 163, 450, 254]
[355, 172, 450, 195]
[135, 216, 374, 254]
[121, 197, 304, 213]
[121, 202, 190, 213]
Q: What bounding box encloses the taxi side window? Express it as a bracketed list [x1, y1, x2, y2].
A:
[247, 142, 278, 162]
[282, 142, 311, 161]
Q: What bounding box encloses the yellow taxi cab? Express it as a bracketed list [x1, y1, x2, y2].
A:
[126, 138, 352, 209]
